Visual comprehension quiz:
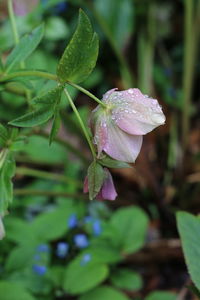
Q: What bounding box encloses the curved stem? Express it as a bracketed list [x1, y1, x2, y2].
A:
[67, 82, 107, 108]
[8, 0, 19, 44]
[64, 88, 96, 159]
[0, 70, 57, 82]
[14, 189, 87, 199]
[16, 166, 82, 187]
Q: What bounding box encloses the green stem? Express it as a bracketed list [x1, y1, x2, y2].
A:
[16, 166, 82, 187]
[8, 0, 19, 44]
[64, 88, 96, 159]
[0, 70, 57, 82]
[86, 0, 133, 88]
[0, 70, 106, 108]
[67, 82, 107, 108]
[182, 0, 197, 151]
[14, 189, 86, 199]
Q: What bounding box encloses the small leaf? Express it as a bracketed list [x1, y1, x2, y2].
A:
[32, 85, 64, 106]
[5, 24, 44, 72]
[98, 155, 131, 168]
[177, 211, 200, 291]
[79, 285, 130, 300]
[9, 105, 54, 127]
[111, 269, 143, 291]
[49, 110, 61, 145]
[88, 161, 104, 200]
[57, 9, 99, 83]
[0, 153, 16, 214]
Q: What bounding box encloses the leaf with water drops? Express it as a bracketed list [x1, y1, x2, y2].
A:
[57, 9, 99, 84]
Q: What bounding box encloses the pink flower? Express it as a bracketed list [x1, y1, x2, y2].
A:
[13, 0, 39, 16]
[90, 88, 165, 163]
[84, 168, 117, 201]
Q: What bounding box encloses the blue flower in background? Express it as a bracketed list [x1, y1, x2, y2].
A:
[54, 1, 68, 14]
[37, 244, 49, 252]
[83, 216, 93, 224]
[80, 253, 91, 266]
[32, 264, 47, 276]
[56, 242, 69, 258]
[68, 213, 78, 229]
[74, 234, 89, 248]
[92, 219, 102, 236]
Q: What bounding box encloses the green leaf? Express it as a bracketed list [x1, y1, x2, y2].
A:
[57, 9, 99, 83]
[5, 24, 44, 72]
[49, 110, 61, 145]
[88, 161, 104, 200]
[9, 105, 54, 127]
[6, 245, 36, 271]
[63, 254, 109, 295]
[79, 286, 130, 300]
[94, 0, 134, 50]
[177, 212, 200, 291]
[30, 203, 77, 242]
[0, 124, 9, 147]
[110, 206, 149, 254]
[98, 155, 131, 168]
[145, 291, 177, 300]
[111, 269, 143, 291]
[0, 153, 15, 214]
[20, 135, 67, 164]
[32, 85, 63, 106]
[0, 281, 35, 300]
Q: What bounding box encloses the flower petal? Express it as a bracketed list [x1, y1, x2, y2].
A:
[110, 88, 165, 135]
[101, 169, 117, 200]
[103, 123, 143, 163]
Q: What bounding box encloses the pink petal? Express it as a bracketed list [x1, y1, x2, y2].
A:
[13, 0, 39, 16]
[101, 169, 117, 200]
[110, 89, 166, 135]
[103, 123, 143, 163]
[90, 109, 108, 157]
[83, 176, 89, 193]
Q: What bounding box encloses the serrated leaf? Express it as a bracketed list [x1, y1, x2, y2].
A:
[49, 110, 61, 145]
[63, 253, 109, 295]
[5, 24, 44, 72]
[9, 105, 54, 127]
[79, 286, 130, 300]
[110, 206, 149, 254]
[111, 269, 143, 291]
[57, 9, 99, 83]
[88, 161, 104, 200]
[98, 155, 131, 168]
[177, 212, 200, 291]
[0, 153, 16, 214]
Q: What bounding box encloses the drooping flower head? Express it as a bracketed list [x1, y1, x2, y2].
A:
[90, 88, 165, 163]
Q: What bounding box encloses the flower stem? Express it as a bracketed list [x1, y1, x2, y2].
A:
[0, 70, 57, 82]
[67, 82, 107, 108]
[16, 166, 82, 187]
[14, 189, 87, 199]
[8, 0, 19, 44]
[64, 88, 96, 159]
